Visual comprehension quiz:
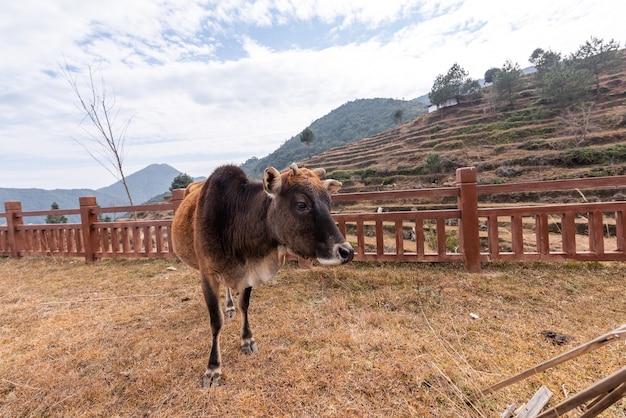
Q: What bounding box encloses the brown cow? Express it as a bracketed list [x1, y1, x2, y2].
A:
[172, 163, 353, 387]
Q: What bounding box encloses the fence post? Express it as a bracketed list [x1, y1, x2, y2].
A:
[456, 167, 481, 272]
[5, 201, 24, 258]
[80, 196, 100, 263]
[171, 188, 186, 213]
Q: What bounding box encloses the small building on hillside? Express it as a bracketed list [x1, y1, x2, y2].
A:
[428, 98, 459, 113]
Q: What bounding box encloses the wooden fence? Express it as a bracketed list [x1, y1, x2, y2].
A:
[3, 167, 626, 272]
[0, 197, 180, 262]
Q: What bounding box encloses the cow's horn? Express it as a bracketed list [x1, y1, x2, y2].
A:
[290, 163, 299, 175]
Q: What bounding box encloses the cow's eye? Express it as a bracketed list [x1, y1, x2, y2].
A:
[295, 201, 308, 212]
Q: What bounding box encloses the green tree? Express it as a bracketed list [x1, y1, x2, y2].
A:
[428, 63, 477, 108]
[299, 126, 315, 159]
[541, 60, 592, 108]
[493, 60, 524, 107]
[45, 202, 68, 224]
[170, 172, 194, 191]
[484, 67, 501, 84]
[428, 73, 454, 108]
[461, 79, 482, 103]
[446, 63, 470, 103]
[570, 36, 621, 98]
[529, 48, 561, 76]
[393, 109, 404, 125]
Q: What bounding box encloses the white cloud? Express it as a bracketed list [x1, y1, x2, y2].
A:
[0, 0, 623, 190]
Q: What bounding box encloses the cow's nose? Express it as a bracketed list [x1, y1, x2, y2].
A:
[338, 243, 354, 264]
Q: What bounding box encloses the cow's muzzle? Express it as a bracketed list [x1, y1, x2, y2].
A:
[337, 242, 354, 264]
[318, 242, 354, 265]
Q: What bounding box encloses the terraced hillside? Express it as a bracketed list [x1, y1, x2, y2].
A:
[302, 53, 626, 198]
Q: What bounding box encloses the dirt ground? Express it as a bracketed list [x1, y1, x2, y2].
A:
[0, 257, 624, 417]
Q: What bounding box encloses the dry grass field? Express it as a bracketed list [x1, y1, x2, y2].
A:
[1, 257, 624, 417]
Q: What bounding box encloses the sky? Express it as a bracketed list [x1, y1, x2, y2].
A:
[0, 0, 623, 190]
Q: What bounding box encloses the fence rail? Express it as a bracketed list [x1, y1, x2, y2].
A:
[3, 167, 626, 271]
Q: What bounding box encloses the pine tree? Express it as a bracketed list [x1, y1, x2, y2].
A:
[170, 173, 195, 191]
[45, 202, 68, 224]
[494, 60, 524, 107]
[299, 127, 315, 159]
[570, 36, 621, 98]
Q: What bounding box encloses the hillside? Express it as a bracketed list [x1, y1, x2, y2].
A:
[302, 53, 626, 202]
[241, 97, 429, 179]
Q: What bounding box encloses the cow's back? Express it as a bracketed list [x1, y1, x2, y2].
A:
[172, 181, 205, 270]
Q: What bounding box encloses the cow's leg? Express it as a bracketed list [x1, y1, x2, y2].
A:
[224, 288, 236, 319]
[239, 286, 258, 354]
[200, 273, 224, 387]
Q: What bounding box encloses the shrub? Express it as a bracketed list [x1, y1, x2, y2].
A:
[327, 170, 353, 181]
[361, 168, 378, 178]
[424, 154, 442, 173]
[433, 140, 464, 151]
[517, 139, 554, 150]
[496, 165, 523, 177]
[397, 166, 424, 176]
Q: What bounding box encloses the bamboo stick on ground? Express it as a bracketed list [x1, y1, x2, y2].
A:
[536, 367, 626, 418]
[578, 381, 626, 418]
[467, 324, 626, 403]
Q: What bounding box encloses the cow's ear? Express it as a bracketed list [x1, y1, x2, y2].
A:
[323, 179, 342, 195]
[263, 167, 282, 196]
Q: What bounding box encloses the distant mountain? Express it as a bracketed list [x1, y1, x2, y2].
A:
[240, 97, 429, 179]
[96, 163, 183, 205]
[0, 188, 120, 213]
[0, 163, 195, 224]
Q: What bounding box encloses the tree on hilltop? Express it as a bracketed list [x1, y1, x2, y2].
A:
[493, 60, 524, 108]
[484, 67, 501, 84]
[299, 127, 315, 159]
[428, 63, 480, 109]
[541, 59, 592, 108]
[461, 78, 482, 104]
[428, 73, 454, 108]
[529, 44, 592, 109]
[529, 48, 562, 77]
[570, 36, 622, 98]
[446, 63, 469, 102]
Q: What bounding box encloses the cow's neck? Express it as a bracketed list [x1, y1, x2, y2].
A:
[227, 189, 281, 259]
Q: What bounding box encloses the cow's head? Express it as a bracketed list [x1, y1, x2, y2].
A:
[263, 163, 354, 265]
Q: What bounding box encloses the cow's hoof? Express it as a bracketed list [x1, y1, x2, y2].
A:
[241, 338, 258, 354]
[202, 369, 221, 388]
[224, 307, 236, 319]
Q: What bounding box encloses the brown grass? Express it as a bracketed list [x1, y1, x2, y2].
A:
[1, 257, 624, 417]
